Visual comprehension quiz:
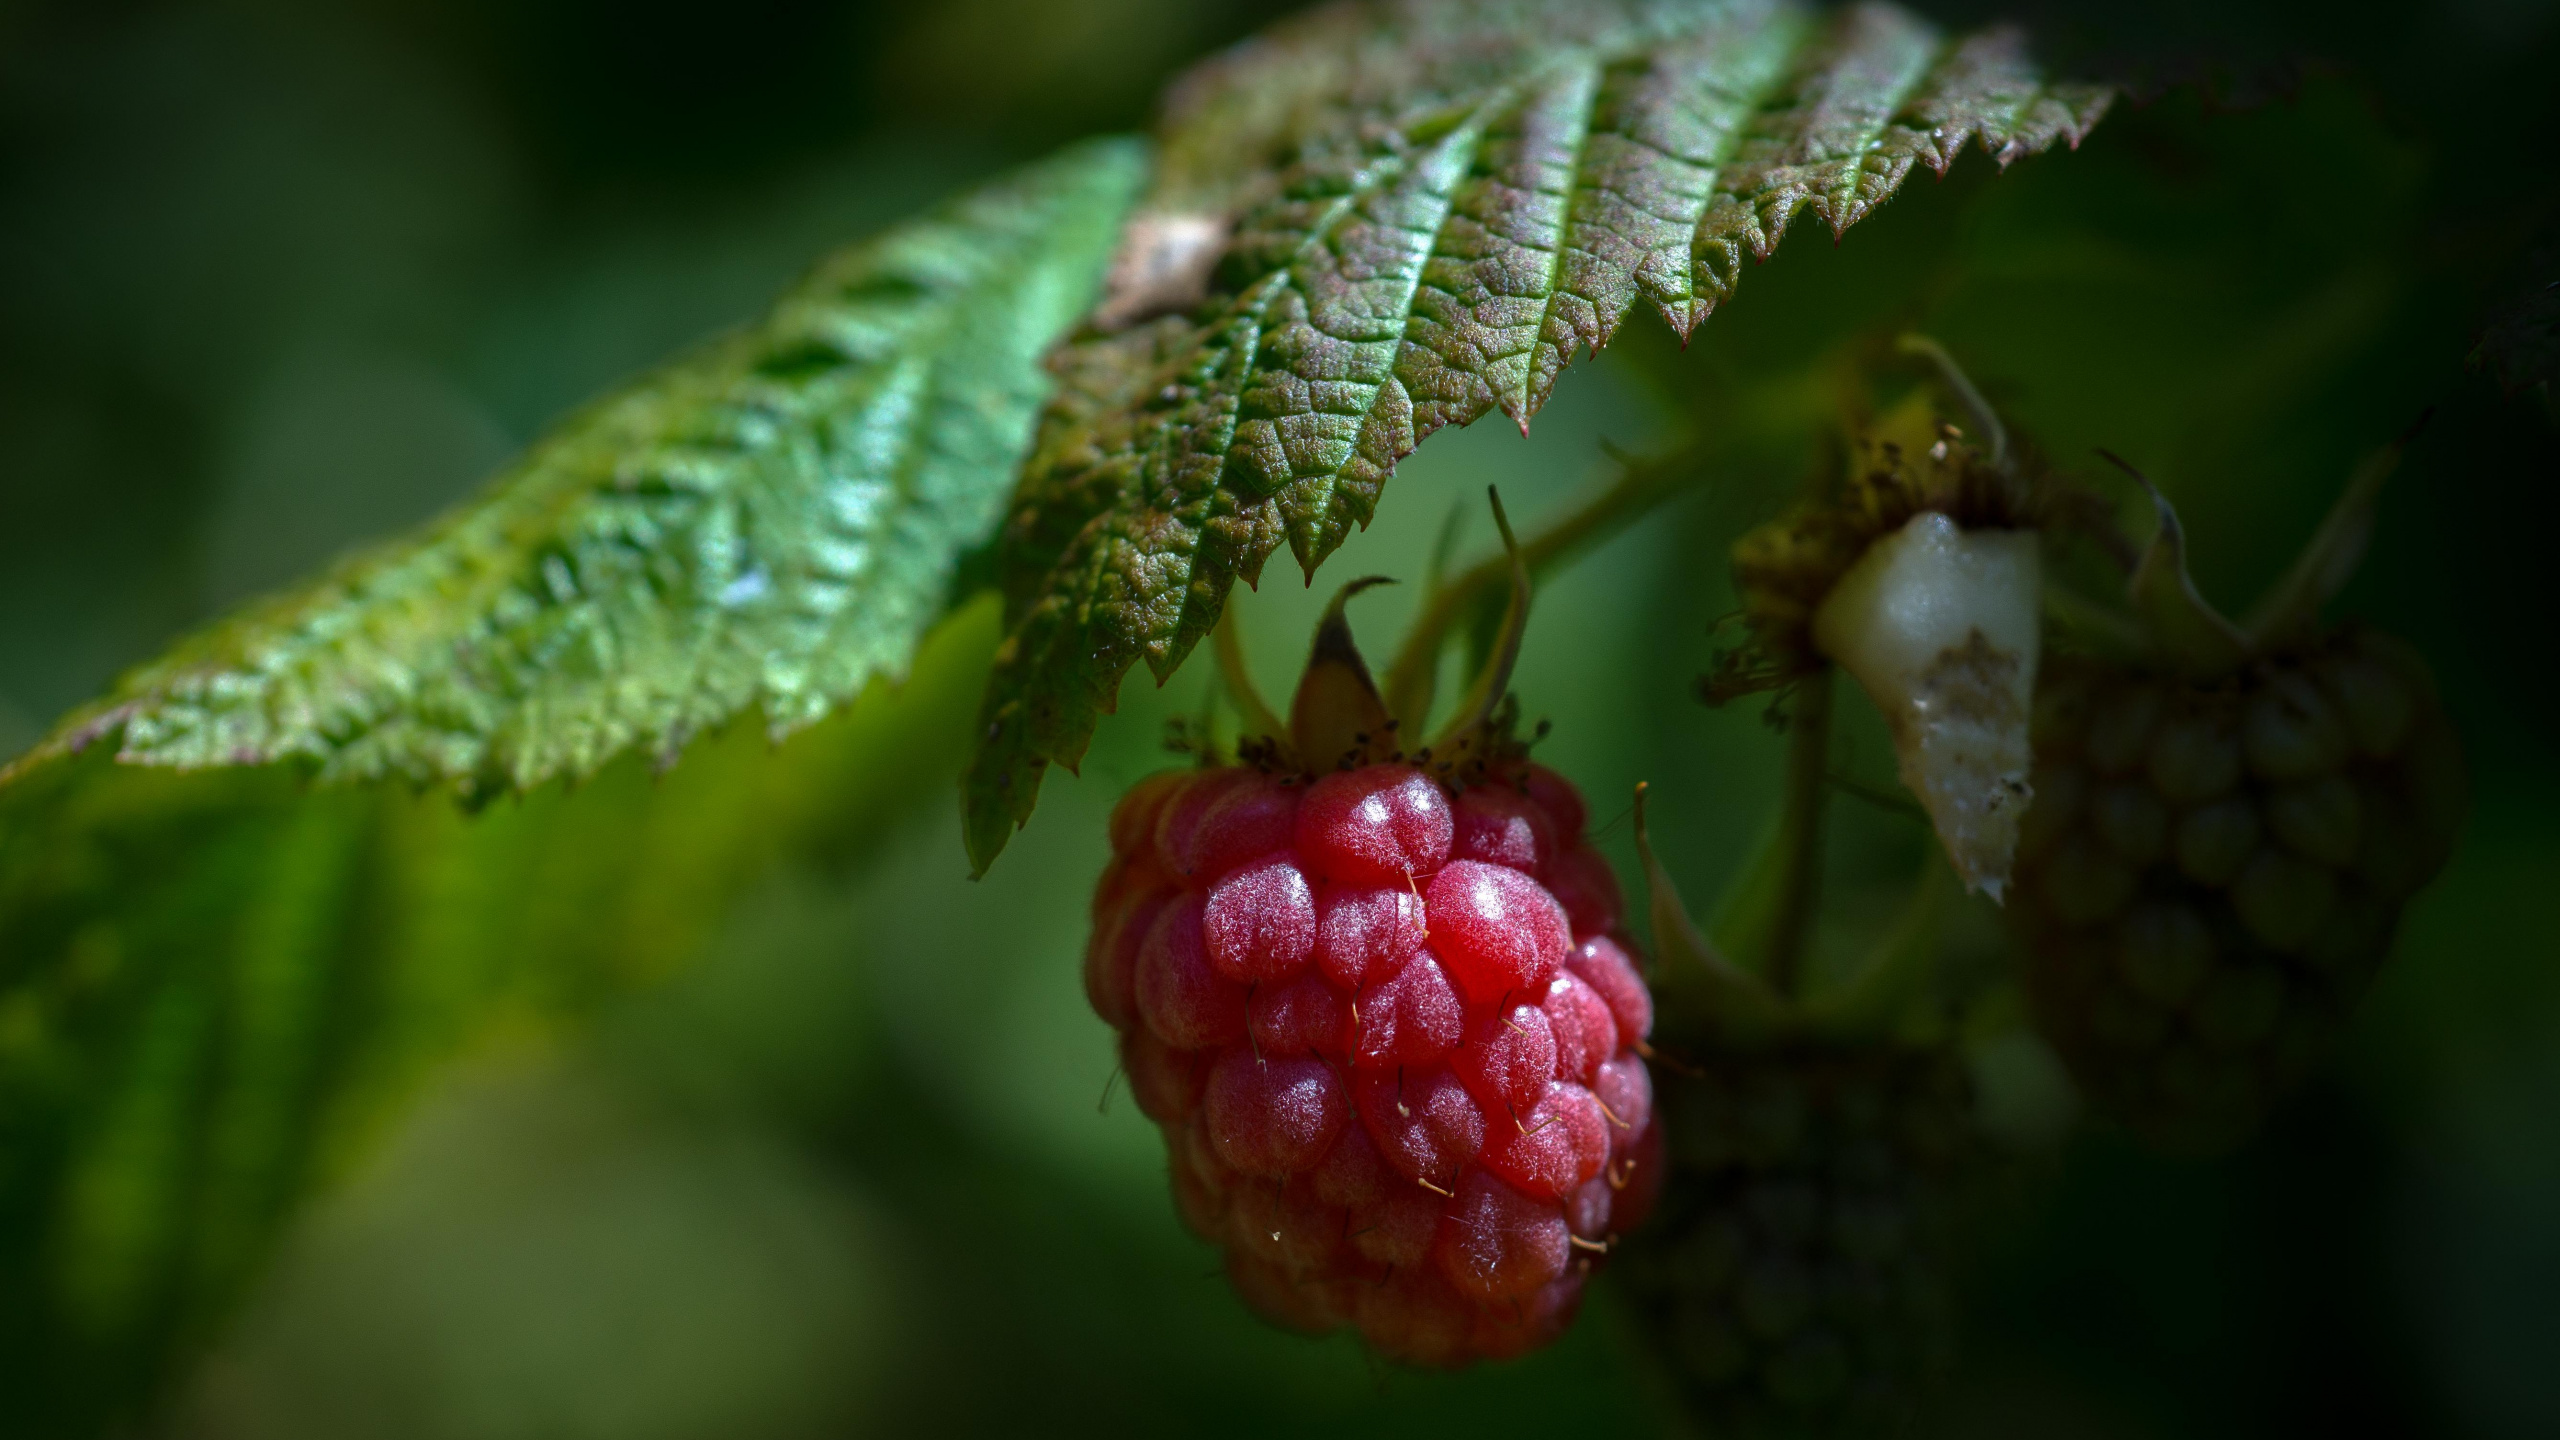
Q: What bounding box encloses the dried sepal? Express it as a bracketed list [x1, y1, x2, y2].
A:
[1714, 387, 2051, 704]
[1217, 492, 1539, 789]
[1812, 512, 2043, 899]
[2240, 415, 2424, 651]
[1288, 577, 1399, 772]
[2107, 452, 2252, 679]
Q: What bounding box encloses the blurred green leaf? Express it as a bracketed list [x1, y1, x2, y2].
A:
[0, 596, 999, 1437]
[0, 134, 1144, 1436]
[0, 136, 1145, 801]
[964, 0, 2110, 870]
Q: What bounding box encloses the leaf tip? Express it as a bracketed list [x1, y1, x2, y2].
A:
[962, 751, 1042, 877]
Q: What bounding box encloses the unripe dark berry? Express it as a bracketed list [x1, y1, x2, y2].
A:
[1624, 1044, 1973, 1438]
[2012, 628, 2465, 1150]
[1096, 760, 1659, 1365]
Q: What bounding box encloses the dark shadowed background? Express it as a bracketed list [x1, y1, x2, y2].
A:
[2, 0, 2555, 1435]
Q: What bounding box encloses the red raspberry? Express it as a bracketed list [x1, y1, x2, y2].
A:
[1096, 760, 1660, 1365]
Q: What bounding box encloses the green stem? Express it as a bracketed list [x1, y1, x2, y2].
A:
[1633, 782, 1789, 1045]
[1381, 447, 1705, 731]
[1419, 489, 1529, 758]
[1211, 604, 1287, 746]
[1896, 333, 2007, 472]
[1768, 666, 1834, 1000]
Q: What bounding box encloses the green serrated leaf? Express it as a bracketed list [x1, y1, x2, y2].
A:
[0, 137, 1145, 804]
[965, 0, 2110, 871]
[0, 598, 998, 1438]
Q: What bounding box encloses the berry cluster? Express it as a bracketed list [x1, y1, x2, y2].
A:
[1088, 759, 1661, 1364]
[2013, 629, 2464, 1149]
[1625, 1045, 1972, 1436]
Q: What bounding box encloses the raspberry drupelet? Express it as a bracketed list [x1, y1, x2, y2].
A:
[1088, 533, 1660, 1365]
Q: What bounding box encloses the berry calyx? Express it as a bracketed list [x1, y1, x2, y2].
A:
[1703, 342, 2099, 901]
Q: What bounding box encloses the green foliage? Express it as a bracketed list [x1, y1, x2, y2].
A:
[963, 0, 2112, 871]
[0, 599, 999, 1437]
[0, 137, 1144, 802]
[0, 137, 1143, 1436]
[0, 4, 2175, 1428]
[1, 0, 2548, 1427]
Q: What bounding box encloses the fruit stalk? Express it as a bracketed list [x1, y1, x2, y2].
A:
[1383, 445, 1709, 730]
[1768, 668, 1834, 999]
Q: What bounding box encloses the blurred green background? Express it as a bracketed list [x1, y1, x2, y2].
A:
[3, 0, 2556, 1436]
